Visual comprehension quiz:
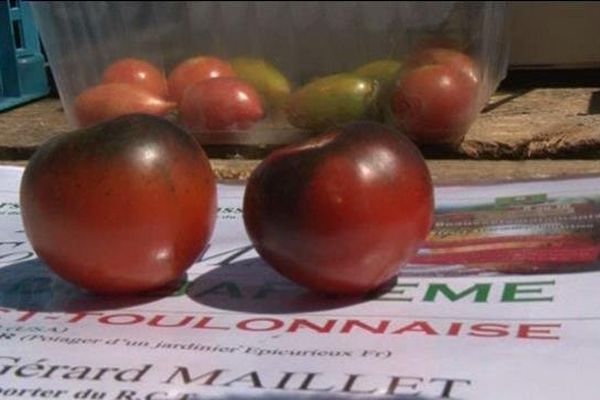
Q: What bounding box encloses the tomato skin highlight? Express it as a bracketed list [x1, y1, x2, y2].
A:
[180, 77, 264, 132]
[20, 115, 217, 295]
[102, 58, 169, 98]
[243, 121, 434, 296]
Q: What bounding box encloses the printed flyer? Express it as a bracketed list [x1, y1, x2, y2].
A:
[0, 166, 599, 400]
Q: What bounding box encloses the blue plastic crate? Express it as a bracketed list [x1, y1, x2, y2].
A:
[0, 0, 49, 111]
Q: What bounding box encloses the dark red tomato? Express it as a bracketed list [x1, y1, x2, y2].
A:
[20, 115, 217, 295]
[391, 64, 477, 146]
[405, 47, 479, 87]
[73, 83, 176, 128]
[102, 58, 168, 98]
[168, 56, 236, 103]
[180, 77, 264, 132]
[243, 122, 434, 295]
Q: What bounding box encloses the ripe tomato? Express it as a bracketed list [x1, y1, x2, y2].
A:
[20, 115, 217, 295]
[391, 64, 477, 146]
[243, 122, 434, 295]
[405, 47, 479, 87]
[73, 83, 176, 128]
[180, 77, 264, 132]
[168, 56, 236, 103]
[102, 58, 168, 98]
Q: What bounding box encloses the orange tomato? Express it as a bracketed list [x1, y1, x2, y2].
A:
[168, 56, 236, 103]
[74, 83, 176, 128]
[102, 58, 168, 98]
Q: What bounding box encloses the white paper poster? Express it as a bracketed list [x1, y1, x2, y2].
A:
[1, 166, 600, 399]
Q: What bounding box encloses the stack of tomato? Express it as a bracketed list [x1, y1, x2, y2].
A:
[74, 56, 270, 133]
[74, 47, 480, 148]
[22, 46, 480, 297]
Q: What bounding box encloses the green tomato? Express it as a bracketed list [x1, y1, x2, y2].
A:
[353, 59, 403, 88]
[286, 74, 378, 131]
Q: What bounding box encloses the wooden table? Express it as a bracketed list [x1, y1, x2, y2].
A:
[2, 86, 600, 185]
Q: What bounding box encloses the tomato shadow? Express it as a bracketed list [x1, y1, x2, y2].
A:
[0, 258, 182, 312]
[186, 256, 397, 314]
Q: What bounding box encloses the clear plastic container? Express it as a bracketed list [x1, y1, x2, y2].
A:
[31, 1, 508, 153]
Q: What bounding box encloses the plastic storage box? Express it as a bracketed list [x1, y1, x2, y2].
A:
[31, 2, 508, 150]
[0, 0, 49, 111]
